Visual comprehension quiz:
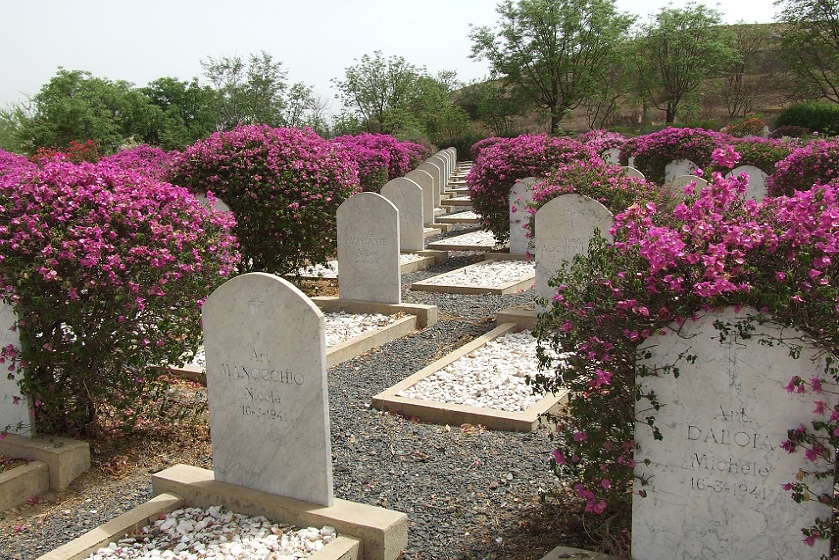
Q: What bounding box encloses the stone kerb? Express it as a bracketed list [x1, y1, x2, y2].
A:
[633, 307, 832, 560]
[381, 178, 424, 252]
[405, 169, 436, 226]
[535, 194, 614, 311]
[0, 301, 30, 436]
[202, 272, 333, 506]
[664, 158, 699, 184]
[622, 166, 645, 180]
[418, 161, 443, 206]
[509, 177, 536, 255]
[337, 193, 401, 304]
[727, 165, 769, 201]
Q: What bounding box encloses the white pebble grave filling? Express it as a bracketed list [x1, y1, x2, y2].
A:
[436, 230, 499, 246]
[86, 505, 336, 560]
[188, 312, 398, 368]
[423, 260, 534, 286]
[297, 253, 426, 278]
[396, 330, 560, 413]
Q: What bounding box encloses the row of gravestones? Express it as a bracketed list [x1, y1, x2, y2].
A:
[622, 158, 769, 201]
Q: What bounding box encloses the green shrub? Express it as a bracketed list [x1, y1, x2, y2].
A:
[775, 102, 839, 135]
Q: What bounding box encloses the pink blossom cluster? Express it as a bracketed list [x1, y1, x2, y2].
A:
[619, 127, 730, 184]
[0, 158, 239, 435]
[466, 135, 601, 241]
[576, 130, 627, 153]
[332, 133, 429, 188]
[469, 136, 504, 161]
[169, 125, 361, 276]
[768, 138, 839, 197]
[98, 145, 178, 181]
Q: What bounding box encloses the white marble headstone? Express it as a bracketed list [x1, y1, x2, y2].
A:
[667, 174, 709, 198]
[0, 302, 30, 436]
[622, 166, 645, 180]
[381, 177, 425, 252]
[418, 161, 443, 207]
[405, 169, 436, 226]
[665, 159, 699, 184]
[602, 147, 620, 165]
[202, 273, 333, 506]
[195, 193, 231, 212]
[727, 165, 768, 201]
[535, 194, 613, 311]
[509, 177, 536, 255]
[337, 192, 401, 304]
[633, 307, 832, 560]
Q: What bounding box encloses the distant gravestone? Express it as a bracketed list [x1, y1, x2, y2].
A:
[405, 169, 436, 226]
[665, 159, 699, 184]
[602, 147, 620, 165]
[202, 273, 333, 506]
[0, 302, 30, 436]
[195, 193, 231, 212]
[633, 307, 832, 560]
[727, 165, 769, 201]
[337, 192, 401, 304]
[382, 177, 425, 252]
[668, 174, 709, 198]
[622, 166, 645, 180]
[418, 161, 443, 206]
[432, 153, 450, 185]
[535, 194, 613, 311]
[509, 177, 536, 255]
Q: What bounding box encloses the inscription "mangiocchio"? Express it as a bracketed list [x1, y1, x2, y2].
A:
[221, 364, 304, 385]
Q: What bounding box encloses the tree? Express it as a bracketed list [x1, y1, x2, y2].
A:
[201, 51, 317, 130]
[778, 0, 839, 103]
[718, 24, 774, 118]
[456, 79, 532, 137]
[14, 69, 163, 154]
[333, 51, 423, 134]
[632, 3, 738, 123]
[140, 77, 218, 149]
[470, 0, 635, 133]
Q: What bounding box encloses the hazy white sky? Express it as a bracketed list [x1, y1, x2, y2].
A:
[1, 0, 779, 110]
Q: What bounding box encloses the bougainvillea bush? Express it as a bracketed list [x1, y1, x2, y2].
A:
[768, 139, 839, 197]
[619, 127, 730, 185]
[532, 171, 839, 554]
[469, 136, 503, 161]
[30, 139, 103, 165]
[170, 125, 361, 275]
[720, 117, 767, 138]
[331, 137, 389, 192]
[98, 144, 178, 181]
[0, 160, 239, 436]
[466, 135, 600, 241]
[728, 137, 796, 176]
[576, 130, 627, 154]
[332, 133, 429, 190]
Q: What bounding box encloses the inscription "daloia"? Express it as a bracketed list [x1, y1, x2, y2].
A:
[687, 425, 775, 450]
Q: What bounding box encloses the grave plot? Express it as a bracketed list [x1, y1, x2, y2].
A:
[441, 196, 472, 211]
[373, 323, 568, 432]
[295, 252, 438, 278]
[44, 273, 407, 560]
[426, 229, 504, 251]
[411, 258, 535, 295]
[436, 210, 480, 224]
[170, 309, 420, 380]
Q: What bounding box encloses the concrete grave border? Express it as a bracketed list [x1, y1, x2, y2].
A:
[372, 323, 567, 432]
[426, 231, 503, 252]
[0, 433, 90, 491]
[0, 460, 49, 512]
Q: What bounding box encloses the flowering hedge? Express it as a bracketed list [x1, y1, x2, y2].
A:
[98, 145, 178, 181]
[532, 171, 839, 554]
[169, 125, 361, 275]
[728, 137, 795, 176]
[0, 160, 239, 436]
[768, 139, 839, 197]
[469, 136, 503, 161]
[332, 133, 429, 192]
[576, 130, 627, 153]
[527, 159, 671, 242]
[466, 135, 600, 241]
[619, 127, 729, 184]
[720, 117, 767, 138]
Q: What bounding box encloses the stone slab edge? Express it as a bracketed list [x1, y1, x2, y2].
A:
[152, 464, 407, 560]
[312, 297, 438, 329]
[483, 252, 531, 261]
[327, 315, 417, 369]
[495, 308, 538, 331]
[0, 433, 90, 490]
[410, 261, 534, 295]
[0, 460, 48, 512]
[435, 214, 480, 225]
[372, 323, 568, 432]
[36, 493, 185, 560]
[540, 545, 623, 559]
[426, 240, 502, 252]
